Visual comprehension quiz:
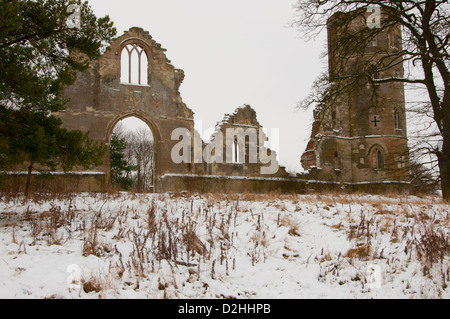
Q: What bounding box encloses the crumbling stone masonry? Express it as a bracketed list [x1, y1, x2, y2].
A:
[56, 27, 295, 193]
[301, 9, 410, 193]
[7, 16, 409, 194]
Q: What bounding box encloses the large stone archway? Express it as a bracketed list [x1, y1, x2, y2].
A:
[105, 110, 161, 191]
[57, 27, 196, 192]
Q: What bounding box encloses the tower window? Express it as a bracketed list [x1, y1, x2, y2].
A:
[121, 43, 149, 85]
[371, 147, 384, 170]
[373, 70, 380, 79]
[394, 109, 402, 130]
[232, 137, 242, 164]
[331, 108, 337, 128]
[377, 150, 383, 169]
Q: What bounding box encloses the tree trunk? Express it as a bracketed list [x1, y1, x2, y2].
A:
[439, 103, 450, 200]
[438, 156, 449, 201]
[25, 163, 33, 197]
[136, 159, 142, 193]
[439, 134, 450, 201]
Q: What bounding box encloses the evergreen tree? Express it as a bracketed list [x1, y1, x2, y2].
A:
[0, 0, 116, 113]
[0, 107, 106, 195]
[0, 0, 116, 195]
[110, 133, 136, 191]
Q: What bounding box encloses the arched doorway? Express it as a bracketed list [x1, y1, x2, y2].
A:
[106, 114, 160, 193]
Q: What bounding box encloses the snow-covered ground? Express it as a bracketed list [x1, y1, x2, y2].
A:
[0, 192, 448, 299]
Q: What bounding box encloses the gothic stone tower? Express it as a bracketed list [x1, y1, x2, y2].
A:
[301, 8, 410, 190]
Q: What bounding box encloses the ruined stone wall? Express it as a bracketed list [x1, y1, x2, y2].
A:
[53, 28, 288, 193]
[1, 23, 412, 195]
[162, 104, 293, 193]
[0, 173, 104, 194]
[202, 105, 285, 178]
[57, 28, 196, 192]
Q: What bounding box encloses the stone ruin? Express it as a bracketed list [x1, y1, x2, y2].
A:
[4, 9, 411, 194]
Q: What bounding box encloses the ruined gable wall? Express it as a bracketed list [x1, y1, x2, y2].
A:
[56, 28, 196, 192]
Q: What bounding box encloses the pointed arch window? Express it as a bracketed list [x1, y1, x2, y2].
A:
[121, 43, 149, 85]
[371, 146, 384, 170]
[232, 137, 243, 164]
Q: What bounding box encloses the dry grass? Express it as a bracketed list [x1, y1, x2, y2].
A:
[82, 270, 117, 297]
[278, 213, 301, 237]
[82, 224, 113, 257]
[1, 189, 448, 297]
[345, 245, 372, 261]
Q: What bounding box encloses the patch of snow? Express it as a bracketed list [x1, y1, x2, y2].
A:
[0, 192, 448, 299]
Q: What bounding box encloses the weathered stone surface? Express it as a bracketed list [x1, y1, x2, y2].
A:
[301, 9, 410, 189]
[43, 18, 410, 194]
[57, 28, 286, 193]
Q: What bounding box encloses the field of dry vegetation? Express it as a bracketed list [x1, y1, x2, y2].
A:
[0, 191, 448, 299]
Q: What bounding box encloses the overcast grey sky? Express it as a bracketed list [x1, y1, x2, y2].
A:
[89, 0, 327, 174]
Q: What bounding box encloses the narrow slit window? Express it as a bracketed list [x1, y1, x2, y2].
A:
[373, 148, 384, 170]
[233, 138, 240, 164]
[232, 137, 244, 164]
[394, 109, 401, 130]
[377, 150, 383, 169]
[373, 70, 380, 79]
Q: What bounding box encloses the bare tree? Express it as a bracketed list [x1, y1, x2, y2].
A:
[112, 124, 154, 192]
[292, 1, 450, 199]
[125, 127, 154, 192]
